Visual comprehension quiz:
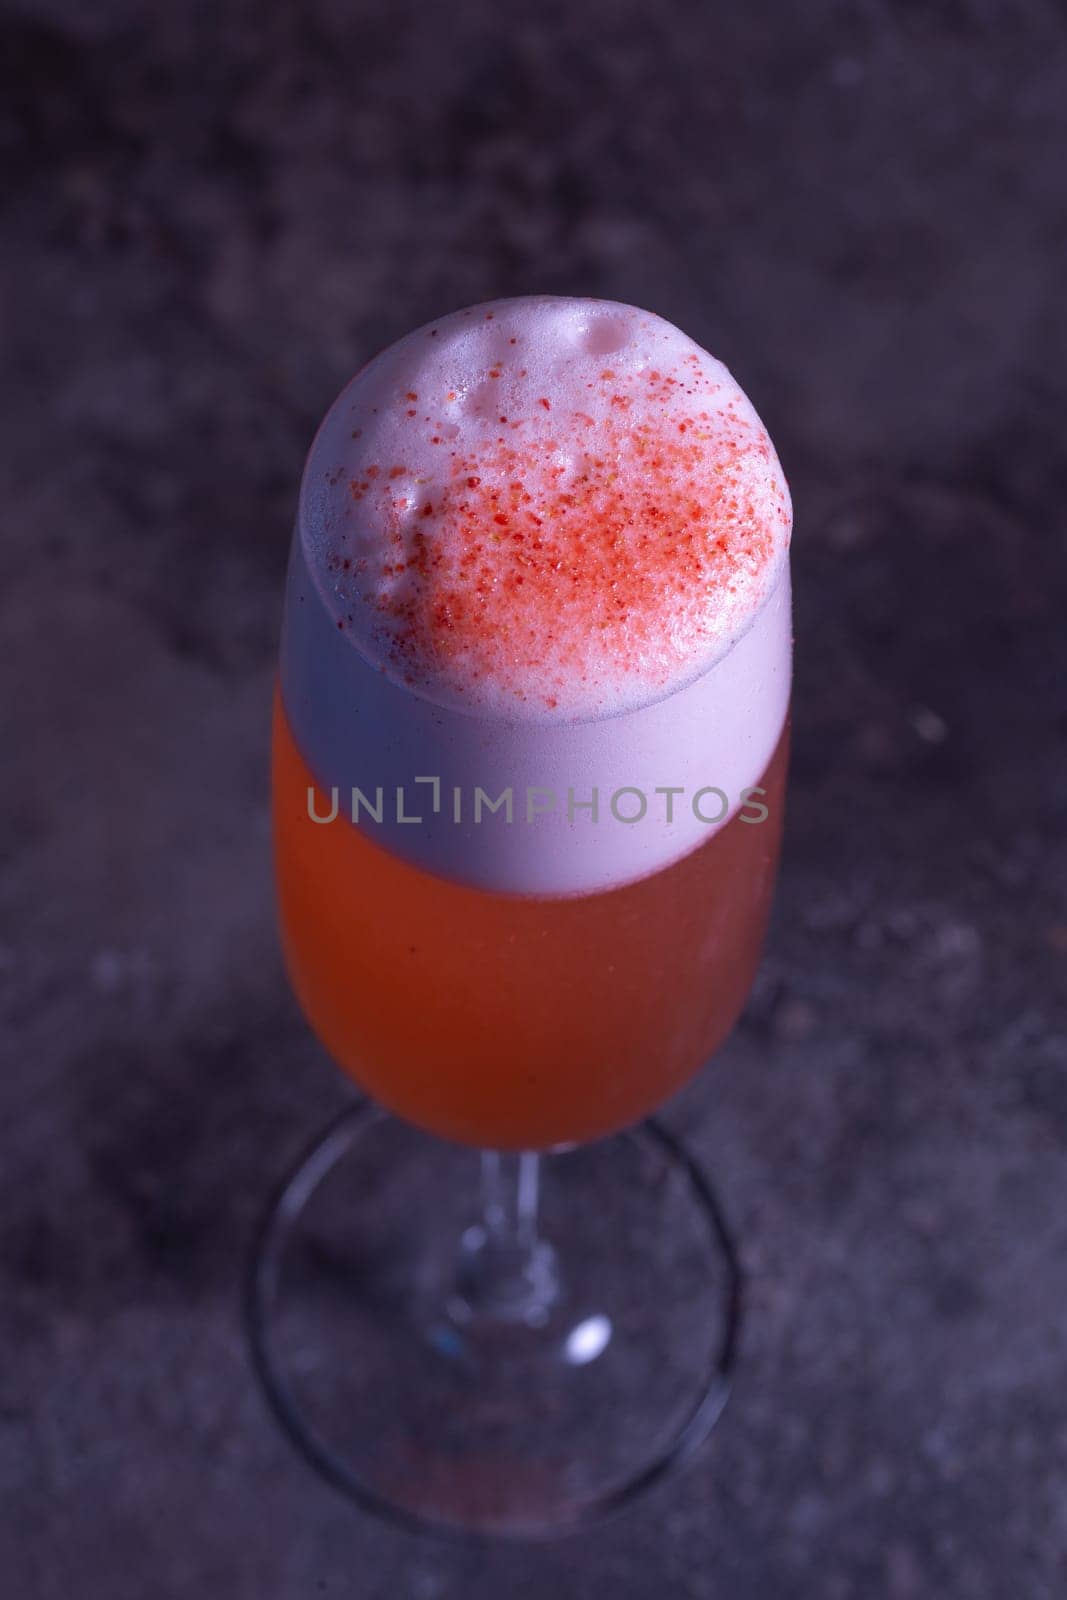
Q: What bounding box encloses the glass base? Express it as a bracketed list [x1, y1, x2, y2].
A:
[247, 1104, 742, 1540]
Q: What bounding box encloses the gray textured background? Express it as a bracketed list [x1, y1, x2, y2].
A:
[3, 0, 1067, 1595]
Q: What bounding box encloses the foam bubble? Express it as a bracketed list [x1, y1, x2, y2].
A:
[299, 296, 791, 720]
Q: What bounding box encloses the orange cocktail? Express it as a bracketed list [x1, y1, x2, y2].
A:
[274, 296, 791, 1149]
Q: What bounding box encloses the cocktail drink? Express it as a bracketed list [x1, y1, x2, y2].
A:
[274, 298, 790, 1148]
[256, 298, 792, 1534]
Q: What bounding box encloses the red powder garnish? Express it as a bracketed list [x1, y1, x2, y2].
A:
[326, 323, 786, 714]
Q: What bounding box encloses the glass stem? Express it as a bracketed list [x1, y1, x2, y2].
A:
[481, 1150, 541, 1248]
[450, 1150, 559, 1328]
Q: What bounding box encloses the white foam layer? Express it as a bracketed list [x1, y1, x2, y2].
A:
[280, 537, 790, 895]
[281, 297, 793, 895]
[298, 296, 791, 720]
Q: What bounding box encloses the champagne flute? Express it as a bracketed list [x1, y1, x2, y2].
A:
[250, 296, 792, 1537]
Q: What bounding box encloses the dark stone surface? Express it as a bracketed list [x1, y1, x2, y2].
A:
[3, 1, 1066, 1594]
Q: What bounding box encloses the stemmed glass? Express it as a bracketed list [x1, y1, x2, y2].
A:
[247, 296, 792, 1538]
